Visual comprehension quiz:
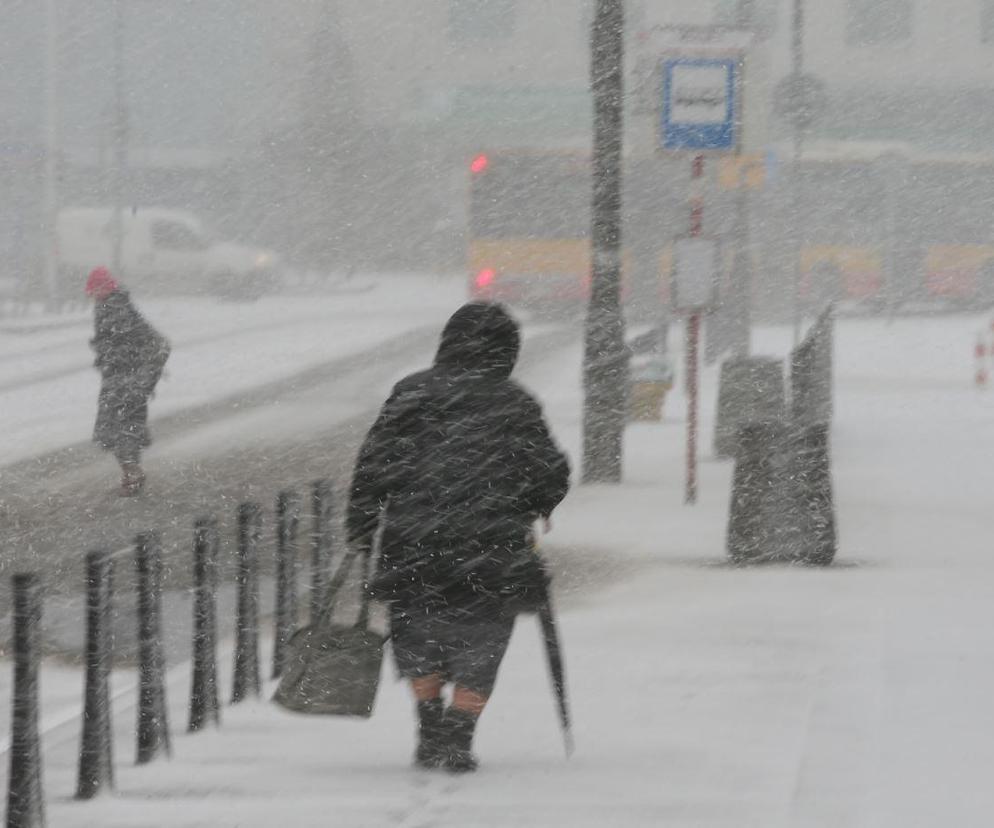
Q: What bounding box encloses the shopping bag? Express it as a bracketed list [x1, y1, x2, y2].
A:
[273, 546, 386, 717]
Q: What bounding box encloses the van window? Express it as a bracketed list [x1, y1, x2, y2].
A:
[151, 220, 206, 251]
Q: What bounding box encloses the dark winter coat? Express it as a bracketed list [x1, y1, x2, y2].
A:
[91, 289, 170, 457]
[347, 303, 570, 614]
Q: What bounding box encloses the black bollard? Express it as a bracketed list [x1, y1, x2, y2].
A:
[792, 424, 838, 566]
[76, 550, 115, 799]
[135, 532, 171, 764]
[309, 480, 334, 625]
[726, 422, 783, 565]
[189, 519, 220, 732]
[232, 502, 262, 704]
[273, 490, 301, 680]
[5, 573, 45, 828]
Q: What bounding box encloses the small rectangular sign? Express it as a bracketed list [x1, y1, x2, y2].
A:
[672, 236, 719, 311]
[661, 57, 737, 152]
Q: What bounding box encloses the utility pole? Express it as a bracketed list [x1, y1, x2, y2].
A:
[732, 0, 755, 356]
[790, 0, 804, 345]
[583, 0, 627, 484]
[43, 0, 60, 307]
[111, 0, 128, 278]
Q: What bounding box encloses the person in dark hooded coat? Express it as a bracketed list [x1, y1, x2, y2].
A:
[347, 302, 570, 772]
[86, 267, 170, 496]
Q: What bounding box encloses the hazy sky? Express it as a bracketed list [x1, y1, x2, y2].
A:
[1, 0, 275, 152]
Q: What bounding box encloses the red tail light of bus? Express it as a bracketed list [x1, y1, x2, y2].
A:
[470, 154, 489, 174]
[475, 268, 496, 289]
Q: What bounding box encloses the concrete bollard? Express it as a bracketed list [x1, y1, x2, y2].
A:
[791, 424, 838, 566]
[189, 518, 220, 732]
[714, 356, 786, 459]
[5, 573, 45, 828]
[727, 422, 781, 565]
[791, 309, 834, 428]
[135, 532, 171, 764]
[232, 503, 262, 704]
[76, 550, 115, 799]
[273, 490, 301, 680]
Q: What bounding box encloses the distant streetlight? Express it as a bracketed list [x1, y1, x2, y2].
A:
[791, 0, 804, 345]
[43, 0, 60, 305]
[110, 0, 129, 278]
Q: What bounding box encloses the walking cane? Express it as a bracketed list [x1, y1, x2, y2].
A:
[537, 579, 574, 758]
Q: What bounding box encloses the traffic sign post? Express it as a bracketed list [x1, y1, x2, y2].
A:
[660, 56, 740, 153]
[659, 51, 741, 505]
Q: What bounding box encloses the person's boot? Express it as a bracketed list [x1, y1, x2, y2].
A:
[442, 707, 479, 773]
[414, 698, 446, 769]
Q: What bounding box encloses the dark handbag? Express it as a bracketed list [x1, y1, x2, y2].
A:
[272, 546, 386, 717]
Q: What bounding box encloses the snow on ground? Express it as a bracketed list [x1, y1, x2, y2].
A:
[4, 310, 994, 826]
[0, 273, 465, 467]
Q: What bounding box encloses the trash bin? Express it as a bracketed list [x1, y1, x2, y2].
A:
[628, 357, 675, 422]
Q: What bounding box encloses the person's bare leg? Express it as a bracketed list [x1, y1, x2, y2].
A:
[451, 687, 487, 716]
[411, 675, 444, 701]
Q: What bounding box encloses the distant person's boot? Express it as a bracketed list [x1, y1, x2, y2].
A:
[442, 707, 479, 773]
[414, 698, 446, 769]
[119, 463, 146, 497]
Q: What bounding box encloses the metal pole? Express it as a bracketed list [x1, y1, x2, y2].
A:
[189, 518, 220, 732]
[583, 0, 627, 484]
[273, 490, 300, 680]
[76, 550, 114, 800]
[309, 480, 333, 624]
[42, 0, 60, 308]
[135, 532, 170, 764]
[232, 503, 262, 704]
[111, 0, 127, 278]
[685, 154, 705, 505]
[5, 574, 45, 828]
[790, 0, 805, 345]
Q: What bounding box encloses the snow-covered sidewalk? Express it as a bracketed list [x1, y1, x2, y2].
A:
[8, 312, 994, 827]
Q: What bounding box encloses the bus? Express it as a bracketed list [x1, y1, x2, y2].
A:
[763, 144, 994, 311]
[464, 149, 727, 317]
[465, 145, 994, 319]
[466, 150, 596, 309]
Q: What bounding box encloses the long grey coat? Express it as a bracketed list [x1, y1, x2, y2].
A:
[91, 290, 170, 458]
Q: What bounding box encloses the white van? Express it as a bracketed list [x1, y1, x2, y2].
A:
[57, 207, 282, 300]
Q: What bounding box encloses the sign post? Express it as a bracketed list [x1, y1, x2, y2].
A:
[659, 48, 741, 505]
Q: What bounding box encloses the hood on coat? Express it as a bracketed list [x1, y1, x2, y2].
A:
[434, 302, 520, 380]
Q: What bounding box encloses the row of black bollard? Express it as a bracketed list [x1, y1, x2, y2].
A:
[76, 550, 115, 800]
[5, 478, 339, 821]
[6, 574, 45, 828]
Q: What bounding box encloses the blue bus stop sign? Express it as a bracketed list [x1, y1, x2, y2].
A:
[660, 57, 738, 152]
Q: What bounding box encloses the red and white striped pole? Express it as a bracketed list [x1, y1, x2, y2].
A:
[686, 153, 705, 505]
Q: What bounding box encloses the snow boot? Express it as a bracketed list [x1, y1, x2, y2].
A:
[442, 708, 479, 773]
[414, 699, 446, 769]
